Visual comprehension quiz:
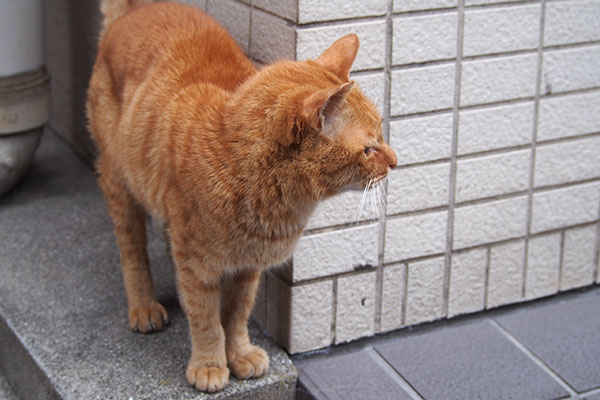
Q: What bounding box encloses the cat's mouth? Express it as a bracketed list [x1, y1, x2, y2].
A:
[366, 168, 391, 188]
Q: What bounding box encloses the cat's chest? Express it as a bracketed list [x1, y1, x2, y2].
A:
[231, 230, 302, 269]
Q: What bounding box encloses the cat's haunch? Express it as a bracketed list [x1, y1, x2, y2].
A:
[87, 0, 397, 393]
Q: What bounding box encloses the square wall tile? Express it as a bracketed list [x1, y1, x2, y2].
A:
[542, 45, 600, 95]
[453, 196, 528, 249]
[253, 0, 297, 21]
[448, 248, 487, 317]
[298, 0, 387, 23]
[458, 102, 533, 155]
[251, 272, 267, 326]
[306, 189, 370, 231]
[350, 71, 385, 114]
[488, 240, 525, 308]
[294, 224, 379, 282]
[525, 233, 561, 300]
[380, 263, 406, 332]
[296, 20, 387, 71]
[266, 272, 292, 348]
[335, 271, 376, 344]
[250, 8, 296, 63]
[405, 257, 445, 324]
[391, 63, 456, 115]
[463, 5, 540, 57]
[456, 150, 530, 203]
[287, 278, 333, 353]
[545, 0, 600, 47]
[206, 0, 250, 53]
[562, 225, 597, 291]
[461, 54, 537, 106]
[394, 0, 457, 12]
[387, 162, 450, 214]
[534, 136, 600, 187]
[538, 90, 600, 142]
[465, 0, 522, 4]
[179, 0, 207, 10]
[385, 211, 448, 262]
[389, 113, 453, 165]
[531, 182, 600, 234]
[393, 12, 458, 65]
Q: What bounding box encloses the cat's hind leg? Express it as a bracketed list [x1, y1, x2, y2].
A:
[98, 162, 169, 333]
[221, 269, 269, 379]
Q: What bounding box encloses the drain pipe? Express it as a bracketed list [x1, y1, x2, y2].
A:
[0, 0, 50, 196]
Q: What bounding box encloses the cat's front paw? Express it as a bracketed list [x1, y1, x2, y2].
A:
[186, 364, 230, 392]
[128, 302, 169, 333]
[228, 344, 269, 380]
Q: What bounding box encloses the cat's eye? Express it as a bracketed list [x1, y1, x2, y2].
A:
[364, 146, 376, 156]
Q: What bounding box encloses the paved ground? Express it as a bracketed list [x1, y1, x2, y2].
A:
[294, 286, 600, 400]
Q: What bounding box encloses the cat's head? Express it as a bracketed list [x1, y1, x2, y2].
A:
[230, 34, 397, 199]
[295, 34, 398, 197]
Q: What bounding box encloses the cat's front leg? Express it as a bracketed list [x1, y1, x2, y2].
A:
[221, 269, 269, 379]
[171, 239, 229, 392]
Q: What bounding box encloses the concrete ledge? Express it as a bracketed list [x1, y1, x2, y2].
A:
[0, 131, 297, 399]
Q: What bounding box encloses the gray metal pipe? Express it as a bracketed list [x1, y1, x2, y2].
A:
[0, 0, 50, 196]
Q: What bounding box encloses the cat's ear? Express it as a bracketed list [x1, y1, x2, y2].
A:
[315, 34, 359, 82]
[301, 81, 354, 133]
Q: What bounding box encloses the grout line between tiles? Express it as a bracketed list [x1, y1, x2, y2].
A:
[595, 212, 600, 283]
[389, 86, 600, 120]
[443, 0, 465, 317]
[366, 347, 425, 400]
[581, 387, 600, 398]
[296, 367, 335, 400]
[484, 247, 491, 308]
[489, 320, 582, 399]
[401, 263, 409, 326]
[523, 0, 546, 299]
[558, 231, 566, 291]
[374, 0, 395, 334]
[331, 277, 338, 345]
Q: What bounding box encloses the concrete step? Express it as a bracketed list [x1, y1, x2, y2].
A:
[0, 130, 297, 400]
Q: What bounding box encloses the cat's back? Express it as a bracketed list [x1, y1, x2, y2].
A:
[100, 1, 256, 98]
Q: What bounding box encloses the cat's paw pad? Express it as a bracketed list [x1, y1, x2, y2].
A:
[228, 345, 269, 380]
[186, 364, 230, 392]
[128, 302, 169, 333]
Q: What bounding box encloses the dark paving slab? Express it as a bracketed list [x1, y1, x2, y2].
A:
[295, 348, 414, 400]
[0, 131, 296, 400]
[0, 374, 18, 400]
[375, 320, 568, 400]
[585, 391, 600, 400]
[495, 289, 600, 393]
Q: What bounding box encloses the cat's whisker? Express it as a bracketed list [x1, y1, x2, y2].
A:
[356, 178, 371, 223]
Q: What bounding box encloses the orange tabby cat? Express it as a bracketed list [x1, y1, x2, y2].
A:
[87, 0, 397, 392]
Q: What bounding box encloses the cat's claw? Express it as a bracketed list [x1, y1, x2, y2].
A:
[186, 364, 230, 392]
[228, 344, 269, 380]
[128, 302, 169, 333]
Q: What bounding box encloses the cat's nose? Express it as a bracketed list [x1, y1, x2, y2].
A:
[384, 145, 397, 169]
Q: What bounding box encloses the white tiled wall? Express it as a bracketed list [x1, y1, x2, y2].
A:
[190, 0, 600, 353]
